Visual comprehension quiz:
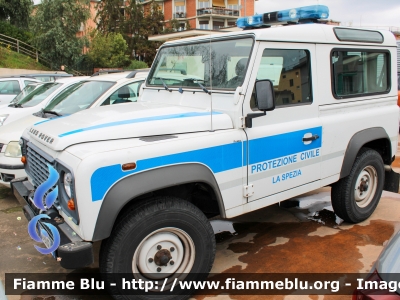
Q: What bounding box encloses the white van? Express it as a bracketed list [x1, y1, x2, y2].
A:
[11, 5, 400, 297]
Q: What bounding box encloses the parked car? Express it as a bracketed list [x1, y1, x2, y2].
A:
[0, 71, 148, 186]
[4, 72, 73, 82]
[0, 76, 90, 127]
[0, 77, 41, 106]
[353, 229, 400, 299]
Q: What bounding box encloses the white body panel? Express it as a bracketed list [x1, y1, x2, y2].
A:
[18, 24, 399, 242]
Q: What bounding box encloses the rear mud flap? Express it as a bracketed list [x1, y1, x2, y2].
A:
[384, 168, 400, 193]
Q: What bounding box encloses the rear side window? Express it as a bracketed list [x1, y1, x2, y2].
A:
[0, 80, 20, 94]
[332, 50, 389, 98]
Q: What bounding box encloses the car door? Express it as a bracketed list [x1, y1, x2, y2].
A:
[0, 79, 21, 105]
[243, 42, 322, 202]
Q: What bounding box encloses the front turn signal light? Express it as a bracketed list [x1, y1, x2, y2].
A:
[21, 156, 26, 164]
[67, 198, 75, 210]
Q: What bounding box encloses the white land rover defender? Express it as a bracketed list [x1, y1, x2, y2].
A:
[11, 5, 400, 298]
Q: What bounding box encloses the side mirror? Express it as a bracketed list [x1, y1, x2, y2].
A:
[255, 79, 275, 111]
[245, 80, 275, 128]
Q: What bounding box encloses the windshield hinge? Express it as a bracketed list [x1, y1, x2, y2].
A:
[239, 116, 245, 128]
[243, 184, 254, 198]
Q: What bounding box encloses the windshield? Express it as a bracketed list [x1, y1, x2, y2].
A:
[16, 83, 61, 107]
[44, 81, 115, 115]
[147, 37, 254, 90]
[11, 84, 43, 104]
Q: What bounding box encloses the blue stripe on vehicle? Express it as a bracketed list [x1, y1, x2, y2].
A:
[90, 142, 243, 201]
[248, 127, 322, 165]
[59, 112, 222, 137]
[90, 127, 323, 202]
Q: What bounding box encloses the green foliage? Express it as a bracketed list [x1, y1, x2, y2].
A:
[0, 46, 49, 70]
[0, 20, 32, 43]
[30, 0, 90, 68]
[0, 0, 32, 29]
[95, 0, 123, 33]
[88, 31, 131, 68]
[125, 60, 148, 69]
[96, 0, 164, 65]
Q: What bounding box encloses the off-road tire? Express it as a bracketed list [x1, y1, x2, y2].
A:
[100, 196, 216, 300]
[331, 147, 385, 223]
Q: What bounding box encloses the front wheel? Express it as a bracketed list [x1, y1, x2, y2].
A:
[100, 196, 216, 300]
[331, 148, 385, 223]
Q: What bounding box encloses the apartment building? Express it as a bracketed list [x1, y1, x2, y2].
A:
[139, 0, 254, 30]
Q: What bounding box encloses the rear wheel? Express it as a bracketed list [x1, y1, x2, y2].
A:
[100, 196, 216, 300]
[331, 148, 385, 223]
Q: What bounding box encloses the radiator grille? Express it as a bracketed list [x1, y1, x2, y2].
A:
[26, 145, 53, 188]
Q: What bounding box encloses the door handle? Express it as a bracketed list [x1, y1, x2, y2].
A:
[302, 134, 319, 142]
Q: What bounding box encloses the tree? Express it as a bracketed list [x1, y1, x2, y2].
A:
[95, 0, 123, 34]
[30, 0, 90, 68]
[88, 31, 130, 68]
[0, 0, 32, 29]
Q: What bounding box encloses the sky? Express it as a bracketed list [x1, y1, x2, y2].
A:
[254, 0, 400, 29]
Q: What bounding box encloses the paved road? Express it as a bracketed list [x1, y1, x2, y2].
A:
[1, 184, 399, 300]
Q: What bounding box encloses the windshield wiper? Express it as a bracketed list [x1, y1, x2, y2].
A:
[154, 77, 172, 92]
[9, 103, 23, 108]
[186, 78, 211, 95]
[42, 109, 61, 116]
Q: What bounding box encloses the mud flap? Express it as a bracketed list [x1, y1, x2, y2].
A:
[384, 168, 400, 193]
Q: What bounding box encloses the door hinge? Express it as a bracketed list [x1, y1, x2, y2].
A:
[243, 184, 254, 197]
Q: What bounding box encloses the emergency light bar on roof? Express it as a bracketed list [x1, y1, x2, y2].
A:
[237, 5, 329, 29]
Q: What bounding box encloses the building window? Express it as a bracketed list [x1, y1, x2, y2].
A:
[227, 21, 236, 27]
[227, 0, 238, 10]
[199, 20, 209, 29]
[198, 0, 210, 8]
[213, 21, 224, 30]
[289, 79, 294, 87]
[175, 0, 185, 17]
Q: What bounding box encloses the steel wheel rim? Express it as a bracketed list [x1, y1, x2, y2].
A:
[132, 227, 195, 290]
[354, 165, 378, 208]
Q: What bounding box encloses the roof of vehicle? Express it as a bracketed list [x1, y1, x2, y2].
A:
[0, 76, 41, 82]
[91, 68, 150, 77]
[163, 24, 397, 47]
[87, 71, 149, 82]
[54, 76, 90, 83]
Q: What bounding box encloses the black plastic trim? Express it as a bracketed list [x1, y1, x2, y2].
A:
[92, 163, 226, 241]
[0, 163, 24, 170]
[340, 127, 391, 179]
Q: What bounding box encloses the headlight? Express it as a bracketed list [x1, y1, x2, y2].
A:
[4, 141, 22, 157]
[63, 172, 73, 198]
[0, 114, 9, 126]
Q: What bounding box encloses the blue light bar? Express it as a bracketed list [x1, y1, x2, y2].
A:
[237, 5, 329, 29]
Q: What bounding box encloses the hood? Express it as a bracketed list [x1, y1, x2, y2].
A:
[25, 103, 233, 151]
[0, 114, 43, 144]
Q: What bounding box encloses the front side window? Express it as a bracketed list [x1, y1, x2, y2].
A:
[11, 84, 42, 104]
[332, 50, 389, 98]
[101, 81, 144, 106]
[0, 80, 20, 94]
[44, 81, 115, 115]
[251, 49, 312, 109]
[147, 37, 254, 91]
[16, 82, 60, 107]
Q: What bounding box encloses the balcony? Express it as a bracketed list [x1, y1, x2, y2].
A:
[174, 12, 187, 18]
[197, 7, 239, 17]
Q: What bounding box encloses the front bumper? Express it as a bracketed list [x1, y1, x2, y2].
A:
[11, 177, 93, 269]
[0, 164, 26, 187]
